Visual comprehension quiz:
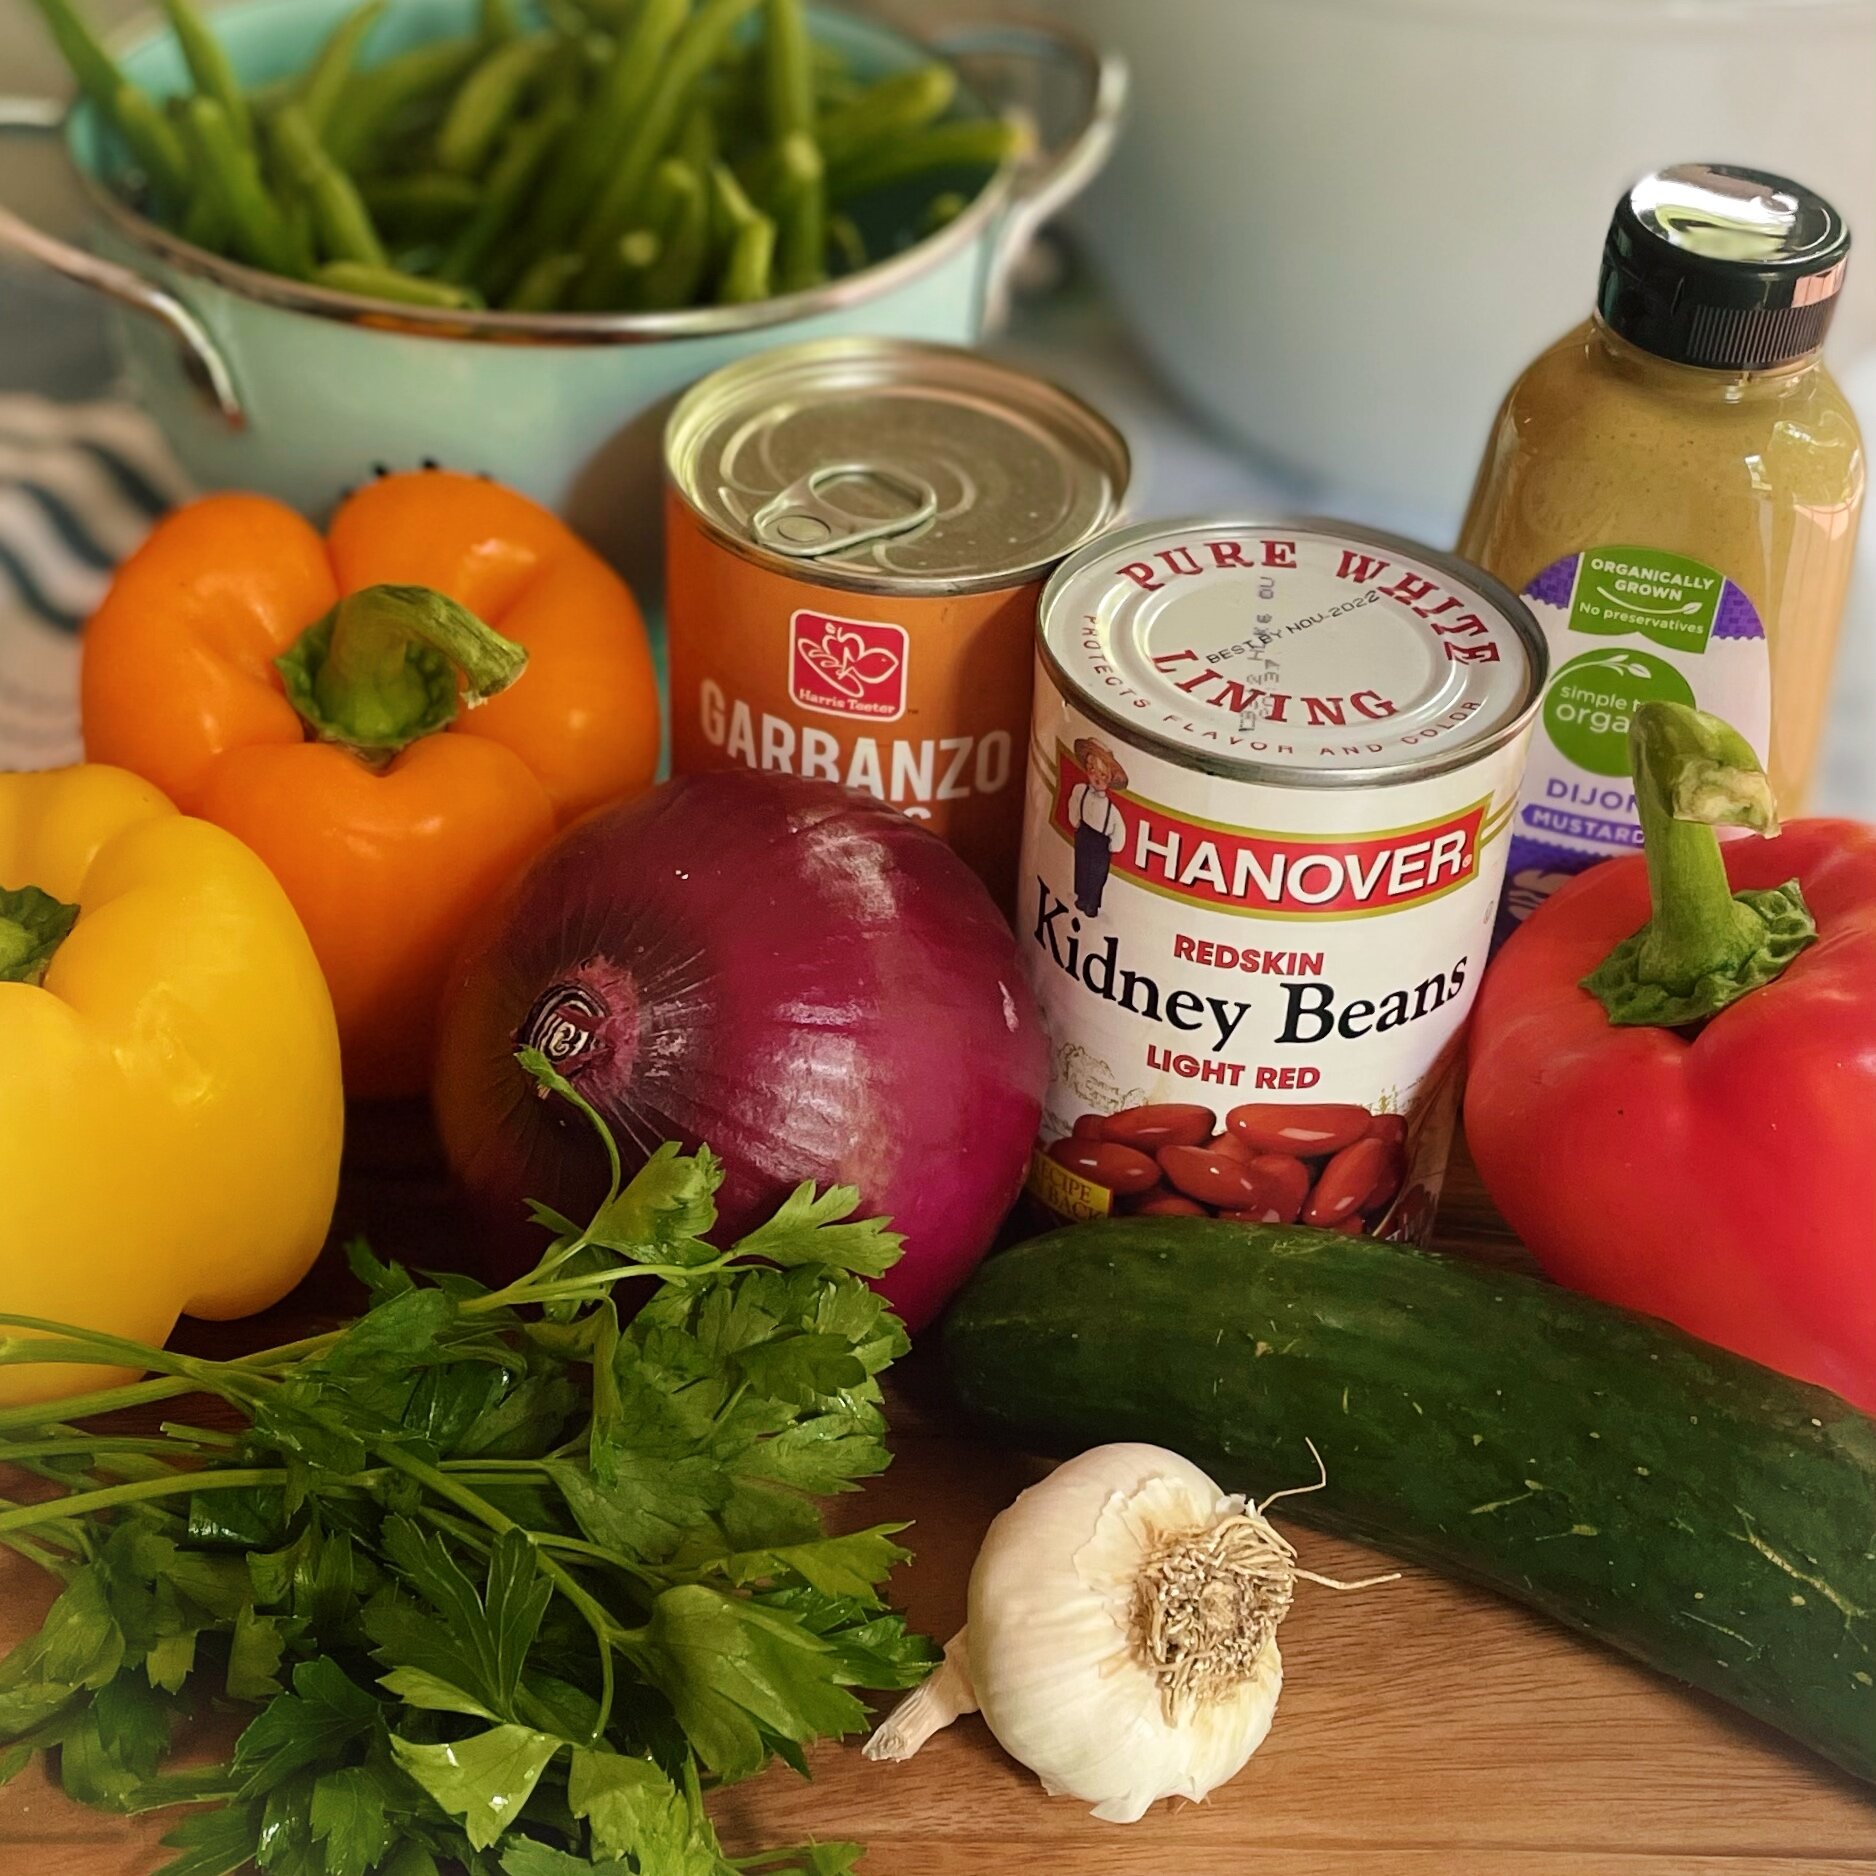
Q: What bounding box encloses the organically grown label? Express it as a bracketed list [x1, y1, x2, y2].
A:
[1563, 546, 1726, 654]
[1499, 545, 1769, 937]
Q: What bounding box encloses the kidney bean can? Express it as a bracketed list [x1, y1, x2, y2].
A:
[666, 338, 1130, 904]
[1022, 517, 1548, 1240]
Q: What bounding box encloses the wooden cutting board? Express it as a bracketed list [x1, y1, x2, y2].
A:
[2, 1129, 1872, 1875]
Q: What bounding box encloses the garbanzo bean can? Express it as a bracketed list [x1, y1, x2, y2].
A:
[665, 338, 1129, 903]
[1022, 517, 1547, 1239]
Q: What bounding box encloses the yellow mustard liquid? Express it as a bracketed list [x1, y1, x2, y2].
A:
[1459, 316, 1865, 806]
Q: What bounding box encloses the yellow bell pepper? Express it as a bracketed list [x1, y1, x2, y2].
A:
[0, 765, 344, 1406]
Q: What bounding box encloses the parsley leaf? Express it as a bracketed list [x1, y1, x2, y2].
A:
[637, 1586, 867, 1781]
[586, 1142, 724, 1261]
[730, 1183, 903, 1279]
[158, 1803, 267, 1876]
[371, 1523, 551, 1723]
[308, 1762, 394, 1876]
[390, 1723, 562, 1849]
[692, 1525, 912, 1603]
[232, 1659, 379, 1797]
[567, 1747, 724, 1874]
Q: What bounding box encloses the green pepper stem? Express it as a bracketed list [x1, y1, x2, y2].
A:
[275, 583, 528, 761]
[0, 884, 79, 987]
[1582, 701, 1817, 1028]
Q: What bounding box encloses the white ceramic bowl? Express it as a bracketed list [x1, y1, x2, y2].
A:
[1039, 0, 1876, 521]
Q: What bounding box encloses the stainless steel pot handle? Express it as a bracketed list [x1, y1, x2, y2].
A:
[925, 16, 1129, 328]
[0, 98, 245, 428]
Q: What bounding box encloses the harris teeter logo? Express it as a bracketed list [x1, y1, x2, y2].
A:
[1050, 749, 1488, 919]
[1566, 546, 1724, 654]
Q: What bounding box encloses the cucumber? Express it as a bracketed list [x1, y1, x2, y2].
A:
[944, 1220, 1876, 1784]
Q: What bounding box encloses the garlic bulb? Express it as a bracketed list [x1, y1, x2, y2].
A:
[865, 1441, 1389, 1823]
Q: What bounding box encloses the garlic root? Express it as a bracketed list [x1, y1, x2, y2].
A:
[863, 1629, 978, 1762]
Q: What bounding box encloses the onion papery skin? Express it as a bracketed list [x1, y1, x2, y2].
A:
[432, 771, 1047, 1329]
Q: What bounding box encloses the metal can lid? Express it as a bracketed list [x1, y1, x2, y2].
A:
[664, 337, 1130, 596]
[1039, 517, 1547, 784]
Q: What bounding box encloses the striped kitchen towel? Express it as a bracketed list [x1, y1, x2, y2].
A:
[0, 395, 191, 770]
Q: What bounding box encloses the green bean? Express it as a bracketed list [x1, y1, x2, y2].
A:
[921, 189, 970, 236]
[572, 0, 763, 299]
[434, 30, 558, 176]
[315, 261, 485, 309]
[826, 210, 865, 275]
[503, 251, 585, 312]
[636, 156, 709, 310]
[717, 212, 773, 305]
[110, 83, 191, 210]
[359, 171, 483, 235]
[772, 129, 824, 294]
[300, 0, 386, 140]
[827, 116, 1029, 203]
[708, 159, 762, 248]
[527, 0, 689, 260]
[438, 97, 575, 286]
[270, 102, 387, 267]
[539, 0, 596, 38]
[479, 0, 521, 42]
[161, 0, 252, 148]
[762, 0, 813, 141]
[185, 96, 302, 275]
[575, 151, 693, 310]
[816, 72, 861, 112]
[177, 175, 227, 251]
[676, 102, 717, 175]
[26, 0, 122, 114]
[278, 189, 318, 278]
[760, 0, 821, 295]
[25, 0, 189, 207]
[325, 36, 479, 172]
[617, 228, 661, 274]
[817, 64, 954, 170]
[708, 160, 772, 304]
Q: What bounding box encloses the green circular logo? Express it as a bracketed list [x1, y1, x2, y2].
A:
[1543, 648, 1694, 775]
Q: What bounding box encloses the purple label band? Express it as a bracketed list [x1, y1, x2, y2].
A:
[1492, 830, 1612, 948]
[1713, 580, 1764, 641]
[1524, 554, 1579, 610]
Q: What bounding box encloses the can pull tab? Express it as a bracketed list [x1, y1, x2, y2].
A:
[750, 463, 939, 560]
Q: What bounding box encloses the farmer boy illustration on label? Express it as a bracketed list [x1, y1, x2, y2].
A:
[1067, 736, 1128, 916]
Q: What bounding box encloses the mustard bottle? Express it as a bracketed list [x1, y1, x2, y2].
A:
[1459, 163, 1864, 934]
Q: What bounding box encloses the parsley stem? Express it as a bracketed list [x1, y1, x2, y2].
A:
[0, 1467, 288, 1534]
[0, 1435, 215, 1463]
[0, 1530, 80, 1575]
[0, 1375, 198, 1432]
[369, 1440, 623, 1739]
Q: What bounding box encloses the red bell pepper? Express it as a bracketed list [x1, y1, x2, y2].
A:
[1466, 700, 1876, 1412]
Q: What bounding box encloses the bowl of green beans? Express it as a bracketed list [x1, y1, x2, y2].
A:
[3, 0, 1124, 570]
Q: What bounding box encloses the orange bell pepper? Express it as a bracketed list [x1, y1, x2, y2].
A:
[81, 470, 659, 1098]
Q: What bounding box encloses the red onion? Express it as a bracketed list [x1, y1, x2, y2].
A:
[432, 771, 1047, 1330]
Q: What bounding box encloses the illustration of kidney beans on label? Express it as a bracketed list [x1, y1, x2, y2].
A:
[1302, 1135, 1396, 1226]
[1072, 1113, 1107, 1140]
[1367, 1111, 1408, 1148]
[1227, 1103, 1374, 1156]
[1206, 1131, 1252, 1163]
[1048, 1136, 1162, 1194]
[1246, 1153, 1312, 1225]
[1362, 1144, 1408, 1214]
[1102, 1103, 1216, 1151]
[1129, 1191, 1209, 1217]
[1156, 1144, 1267, 1210]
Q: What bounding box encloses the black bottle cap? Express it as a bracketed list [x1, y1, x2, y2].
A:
[1597, 164, 1850, 371]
